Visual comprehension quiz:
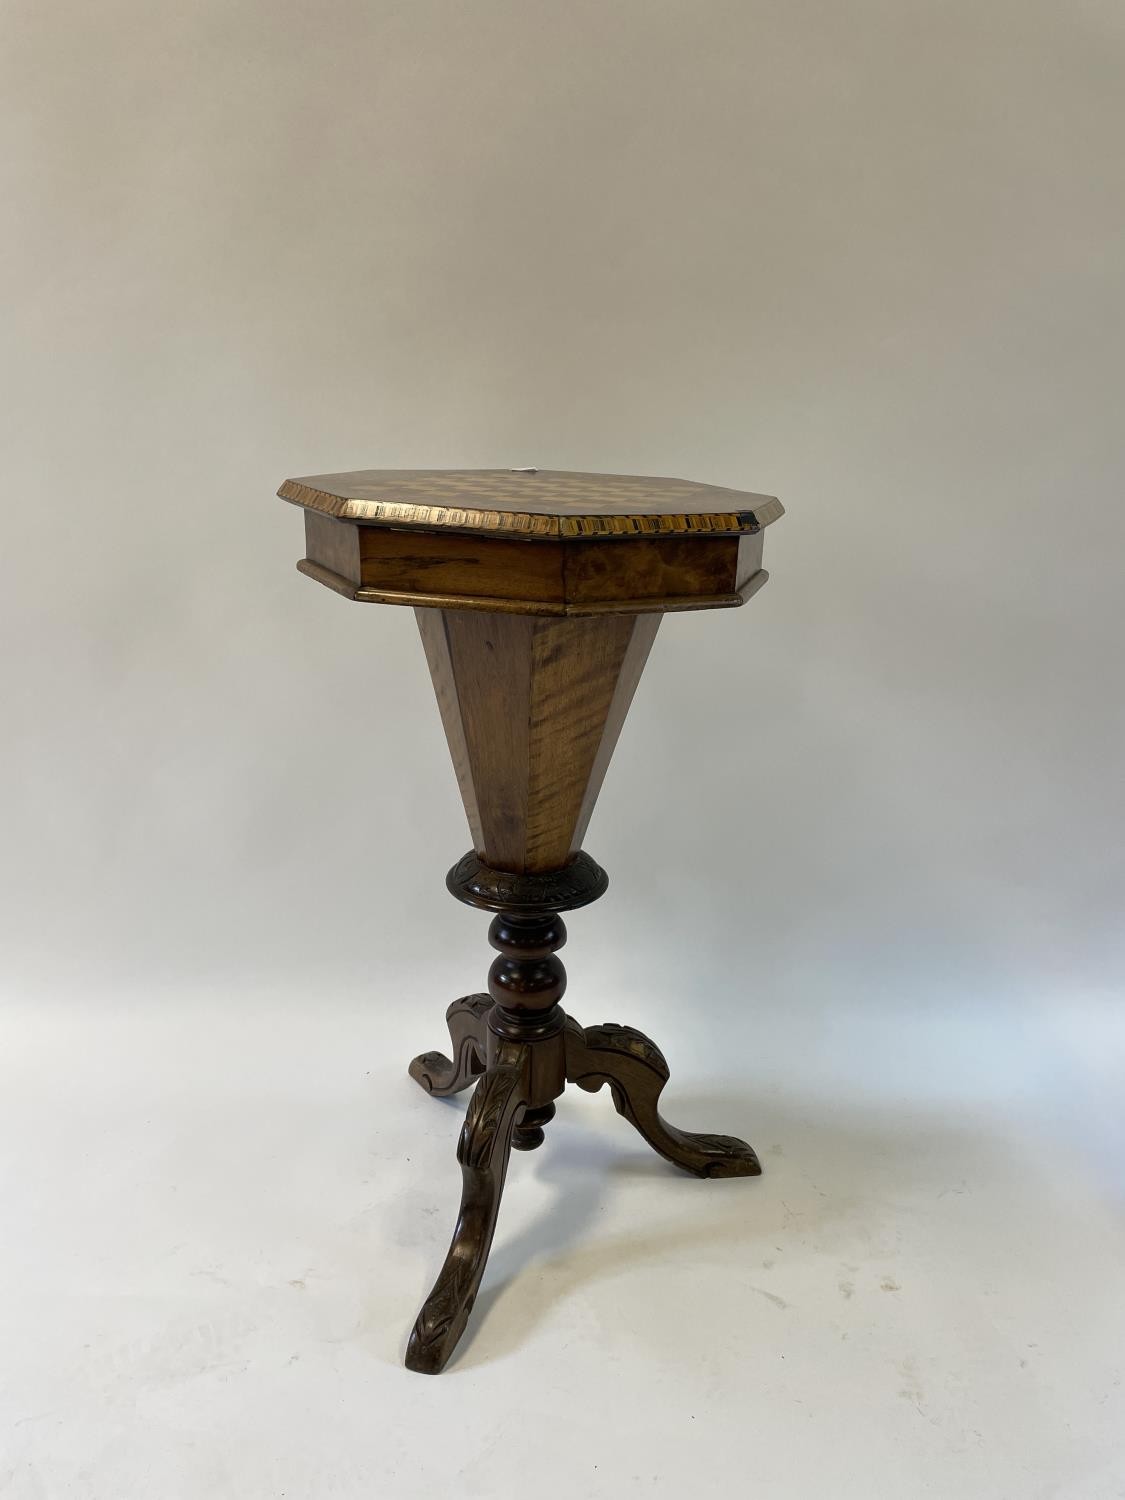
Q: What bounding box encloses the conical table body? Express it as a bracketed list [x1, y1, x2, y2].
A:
[417, 607, 659, 872]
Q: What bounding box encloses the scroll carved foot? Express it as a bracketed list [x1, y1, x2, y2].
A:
[408, 994, 491, 1098]
[405, 1039, 530, 1374]
[564, 1019, 761, 1179]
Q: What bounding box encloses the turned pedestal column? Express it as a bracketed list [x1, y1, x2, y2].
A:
[279, 467, 784, 1373]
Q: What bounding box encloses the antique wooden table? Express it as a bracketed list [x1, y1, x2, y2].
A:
[279, 467, 784, 1373]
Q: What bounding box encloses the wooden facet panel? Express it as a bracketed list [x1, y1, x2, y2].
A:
[304, 511, 361, 585]
[417, 607, 660, 872]
[560, 612, 660, 857]
[562, 536, 739, 605]
[360, 528, 566, 605]
[301, 514, 755, 615]
[735, 532, 765, 589]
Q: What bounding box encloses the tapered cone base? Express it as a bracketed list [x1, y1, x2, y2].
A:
[416, 608, 659, 873]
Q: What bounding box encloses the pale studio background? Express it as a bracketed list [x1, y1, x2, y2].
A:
[1, 2, 1123, 1496]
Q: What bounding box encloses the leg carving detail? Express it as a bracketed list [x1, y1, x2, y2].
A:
[409, 994, 491, 1097]
[405, 1040, 530, 1374]
[564, 1019, 761, 1180]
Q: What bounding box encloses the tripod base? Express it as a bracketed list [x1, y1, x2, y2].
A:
[405, 993, 760, 1375]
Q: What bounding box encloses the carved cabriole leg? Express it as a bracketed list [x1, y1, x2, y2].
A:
[405, 1039, 531, 1375]
[406, 900, 571, 1373]
[564, 1018, 761, 1180]
[408, 993, 491, 1097]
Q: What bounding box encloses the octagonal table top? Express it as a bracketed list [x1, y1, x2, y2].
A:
[278, 468, 784, 541]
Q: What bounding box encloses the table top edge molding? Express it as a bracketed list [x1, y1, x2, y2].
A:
[278, 475, 784, 540]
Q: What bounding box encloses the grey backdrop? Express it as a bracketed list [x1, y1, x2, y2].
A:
[2, 3, 1123, 1494]
[5, 0, 1122, 1014]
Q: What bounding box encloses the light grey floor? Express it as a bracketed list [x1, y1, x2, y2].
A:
[2, 975, 1121, 1499]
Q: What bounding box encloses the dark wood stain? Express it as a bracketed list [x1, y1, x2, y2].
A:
[404, 883, 761, 1374]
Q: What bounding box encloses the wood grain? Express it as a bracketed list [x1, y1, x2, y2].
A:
[437, 609, 534, 869]
[562, 535, 738, 605]
[416, 608, 659, 872]
[523, 613, 654, 868]
[359, 525, 565, 605]
[300, 517, 764, 616]
[567, 612, 660, 856]
[304, 511, 361, 584]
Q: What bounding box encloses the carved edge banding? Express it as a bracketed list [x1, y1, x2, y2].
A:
[281, 478, 784, 539]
